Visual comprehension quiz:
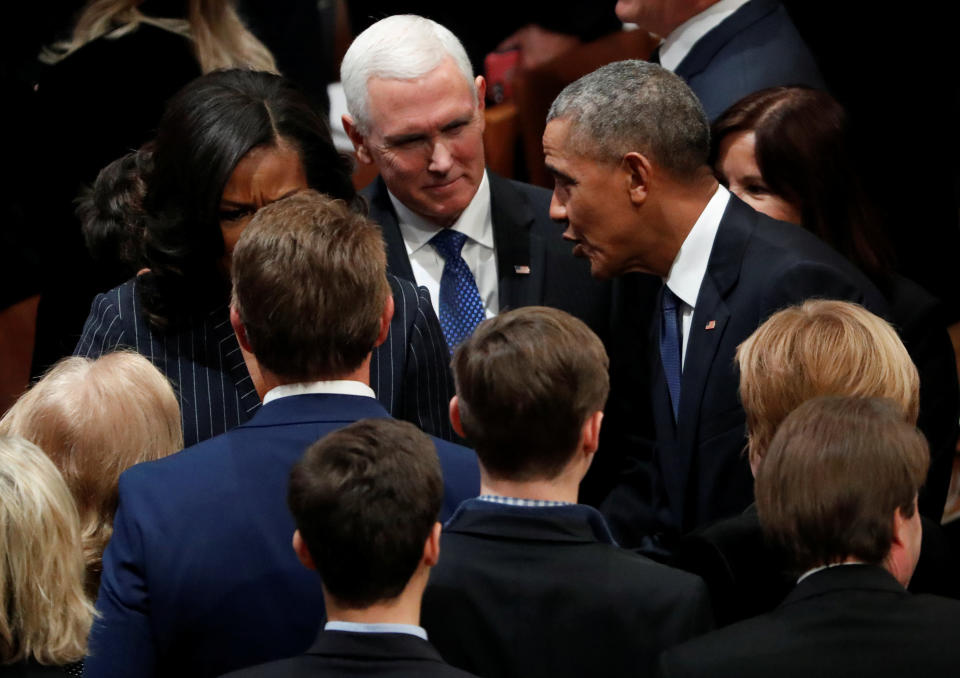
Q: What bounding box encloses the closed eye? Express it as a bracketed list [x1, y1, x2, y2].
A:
[219, 206, 256, 222]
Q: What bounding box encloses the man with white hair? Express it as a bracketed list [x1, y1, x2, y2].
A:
[340, 14, 610, 356]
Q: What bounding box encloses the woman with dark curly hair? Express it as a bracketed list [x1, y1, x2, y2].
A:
[75, 69, 454, 447]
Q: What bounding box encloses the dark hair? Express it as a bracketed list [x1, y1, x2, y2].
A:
[76, 148, 152, 280]
[756, 396, 929, 573]
[139, 69, 357, 331]
[452, 306, 609, 481]
[231, 190, 390, 381]
[287, 418, 443, 608]
[711, 87, 894, 288]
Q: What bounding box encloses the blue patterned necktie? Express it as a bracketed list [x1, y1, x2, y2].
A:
[660, 285, 683, 421]
[430, 229, 486, 355]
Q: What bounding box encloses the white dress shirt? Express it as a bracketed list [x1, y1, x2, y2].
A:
[324, 620, 428, 640]
[262, 380, 376, 405]
[660, 0, 751, 71]
[663, 184, 730, 367]
[389, 171, 498, 320]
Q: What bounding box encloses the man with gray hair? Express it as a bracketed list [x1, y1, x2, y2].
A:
[542, 59, 886, 550]
[340, 14, 609, 356]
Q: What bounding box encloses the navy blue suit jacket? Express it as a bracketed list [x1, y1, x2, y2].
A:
[363, 173, 612, 344]
[74, 274, 454, 447]
[84, 394, 479, 678]
[602, 196, 887, 547]
[673, 0, 825, 120]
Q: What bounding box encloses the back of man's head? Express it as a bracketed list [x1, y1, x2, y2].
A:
[341, 14, 476, 134]
[547, 59, 710, 178]
[231, 190, 390, 382]
[756, 396, 929, 575]
[288, 418, 443, 608]
[452, 306, 609, 481]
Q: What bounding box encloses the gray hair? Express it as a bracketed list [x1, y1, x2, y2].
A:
[547, 60, 710, 177]
[341, 14, 476, 133]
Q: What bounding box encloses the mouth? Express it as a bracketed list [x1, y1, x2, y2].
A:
[424, 176, 463, 191]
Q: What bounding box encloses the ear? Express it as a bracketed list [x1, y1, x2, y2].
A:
[475, 76, 487, 132]
[373, 293, 395, 348]
[623, 152, 653, 206]
[449, 395, 466, 439]
[342, 114, 374, 165]
[422, 522, 441, 568]
[230, 305, 253, 354]
[581, 410, 603, 461]
[292, 530, 316, 571]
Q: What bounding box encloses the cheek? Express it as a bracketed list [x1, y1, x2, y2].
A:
[763, 196, 802, 225]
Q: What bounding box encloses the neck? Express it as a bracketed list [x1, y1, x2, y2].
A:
[661, 0, 721, 36]
[324, 569, 426, 627]
[480, 470, 581, 504]
[649, 170, 719, 277]
[252, 355, 373, 401]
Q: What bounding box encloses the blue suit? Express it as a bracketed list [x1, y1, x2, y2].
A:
[672, 0, 826, 120]
[84, 394, 479, 678]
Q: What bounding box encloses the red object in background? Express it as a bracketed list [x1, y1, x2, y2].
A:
[485, 48, 520, 104]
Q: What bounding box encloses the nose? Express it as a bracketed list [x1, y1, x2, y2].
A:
[428, 139, 454, 174]
[549, 190, 567, 222]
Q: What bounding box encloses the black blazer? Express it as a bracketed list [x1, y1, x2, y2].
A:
[363, 172, 612, 343]
[220, 631, 477, 678]
[660, 564, 960, 678]
[601, 196, 888, 547]
[422, 499, 713, 678]
[74, 273, 455, 447]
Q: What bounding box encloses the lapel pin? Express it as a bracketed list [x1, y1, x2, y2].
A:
[705, 320, 716, 330]
[514, 265, 531, 275]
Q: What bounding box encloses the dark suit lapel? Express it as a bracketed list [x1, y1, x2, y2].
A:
[209, 305, 262, 417]
[488, 172, 540, 310]
[364, 176, 417, 283]
[674, 0, 778, 79]
[309, 630, 446, 663]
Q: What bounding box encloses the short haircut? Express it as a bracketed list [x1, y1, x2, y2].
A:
[756, 396, 929, 572]
[0, 435, 94, 665]
[287, 418, 443, 608]
[547, 60, 710, 177]
[452, 306, 609, 481]
[0, 353, 182, 595]
[736, 300, 918, 468]
[231, 189, 390, 381]
[341, 14, 476, 134]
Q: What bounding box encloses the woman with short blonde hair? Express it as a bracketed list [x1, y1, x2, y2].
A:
[0, 352, 182, 596]
[0, 435, 94, 669]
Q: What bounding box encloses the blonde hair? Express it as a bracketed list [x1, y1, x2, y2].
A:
[737, 300, 918, 469]
[41, 0, 277, 73]
[0, 353, 183, 596]
[0, 435, 94, 665]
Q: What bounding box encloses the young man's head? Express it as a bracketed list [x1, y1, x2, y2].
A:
[756, 396, 929, 586]
[450, 306, 609, 485]
[287, 418, 443, 609]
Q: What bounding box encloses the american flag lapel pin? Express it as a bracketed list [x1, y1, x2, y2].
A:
[705, 320, 716, 330]
[514, 265, 531, 275]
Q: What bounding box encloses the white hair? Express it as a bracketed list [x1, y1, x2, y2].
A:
[340, 14, 475, 133]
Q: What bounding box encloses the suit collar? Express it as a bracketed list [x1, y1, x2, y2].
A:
[444, 498, 617, 545]
[488, 172, 544, 309]
[365, 177, 417, 283]
[237, 393, 390, 429]
[660, 0, 752, 71]
[206, 302, 262, 418]
[783, 564, 906, 606]
[308, 629, 446, 663]
[674, 0, 780, 79]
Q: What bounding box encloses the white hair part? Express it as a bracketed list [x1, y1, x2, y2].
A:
[341, 14, 476, 133]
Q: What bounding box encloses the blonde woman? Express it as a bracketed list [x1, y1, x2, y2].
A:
[0, 352, 182, 597]
[0, 435, 94, 675]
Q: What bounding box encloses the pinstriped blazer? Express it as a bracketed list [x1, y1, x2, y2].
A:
[74, 274, 455, 447]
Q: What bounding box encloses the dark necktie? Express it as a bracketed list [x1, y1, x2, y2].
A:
[430, 229, 486, 355]
[660, 285, 683, 421]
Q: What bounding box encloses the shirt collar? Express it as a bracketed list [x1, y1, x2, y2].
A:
[663, 184, 729, 307]
[262, 380, 376, 405]
[660, 0, 751, 71]
[797, 560, 867, 584]
[390, 170, 493, 255]
[324, 621, 428, 641]
[477, 494, 573, 508]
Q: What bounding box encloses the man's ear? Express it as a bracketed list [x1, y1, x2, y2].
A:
[475, 75, 487, 117]
[449, 395, 467, 439]
[374, 293, 395, 348]
[581, 410, 603, 460]
[342, 114, 374, 165]
[623, 151, 653, 206]
[423, 522, 441, 568]
[292, 530, 316, 571]
[230, 305, 253, 354]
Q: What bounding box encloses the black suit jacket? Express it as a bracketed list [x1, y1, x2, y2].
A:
[602, 196, 888, 547]
[422, 499, 713, 678]
[660, 564, 960, 678]
[363, 173, 611, 342]
[220, 631, 477, 678]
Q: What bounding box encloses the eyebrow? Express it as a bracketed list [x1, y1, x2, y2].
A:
[544, 163, 576, 186]
[219, 188, 302, 208]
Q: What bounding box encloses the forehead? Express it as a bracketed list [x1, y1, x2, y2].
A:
[543, 118, 599, 172]
[364, 59, 476, 136]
